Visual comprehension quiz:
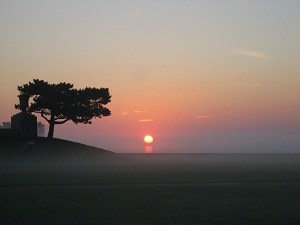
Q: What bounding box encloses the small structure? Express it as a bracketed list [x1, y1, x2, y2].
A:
[0, 94, 37, 138]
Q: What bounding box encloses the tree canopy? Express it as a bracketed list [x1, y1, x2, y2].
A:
[16, 79, 111, 138]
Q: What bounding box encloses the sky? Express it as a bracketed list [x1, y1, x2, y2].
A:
[1, 0, 300, 153]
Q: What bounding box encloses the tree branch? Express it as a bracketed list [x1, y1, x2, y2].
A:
[41, 110, 50, 123]
[54, 118, 69, 124]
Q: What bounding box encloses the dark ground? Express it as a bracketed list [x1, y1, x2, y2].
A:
[0, 139, 300, 225]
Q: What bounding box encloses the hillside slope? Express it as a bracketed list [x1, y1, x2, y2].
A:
[0, 137, 114, 164]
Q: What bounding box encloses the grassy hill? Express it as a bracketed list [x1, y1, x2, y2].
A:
[0, 136, 113, 164]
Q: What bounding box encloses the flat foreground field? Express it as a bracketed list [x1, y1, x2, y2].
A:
[1, 154, 300, 225]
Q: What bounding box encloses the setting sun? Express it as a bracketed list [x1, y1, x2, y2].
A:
[144, 135, 154, 144]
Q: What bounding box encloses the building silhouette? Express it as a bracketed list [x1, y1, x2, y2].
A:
[0, 94, 37, 138]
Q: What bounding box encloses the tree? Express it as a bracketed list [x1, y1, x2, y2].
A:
[16, 79, 111, 138]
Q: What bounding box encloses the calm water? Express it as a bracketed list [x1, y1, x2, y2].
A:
[1, 153, 300, 225]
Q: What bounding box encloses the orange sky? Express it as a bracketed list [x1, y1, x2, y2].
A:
[1, 1, 300, 152]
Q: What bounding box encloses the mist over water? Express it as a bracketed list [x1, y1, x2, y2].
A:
[56, 130, 300, 153]
[1, 145, 300, 225]
[1, 152, 300, 187]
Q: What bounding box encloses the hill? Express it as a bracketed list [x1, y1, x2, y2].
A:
[0, 136, 114, 164]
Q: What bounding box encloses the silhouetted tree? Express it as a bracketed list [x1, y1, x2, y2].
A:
[16, 79, 111, 138]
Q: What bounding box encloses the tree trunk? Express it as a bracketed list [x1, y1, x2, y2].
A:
[47, 115, 55, 139]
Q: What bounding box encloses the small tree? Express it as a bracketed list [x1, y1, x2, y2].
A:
[16, 79, 111, 138]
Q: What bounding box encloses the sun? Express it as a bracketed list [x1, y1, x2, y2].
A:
[144, 135, 154, 144]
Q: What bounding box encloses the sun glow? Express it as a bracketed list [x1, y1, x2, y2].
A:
[144, 135, 154, 144]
